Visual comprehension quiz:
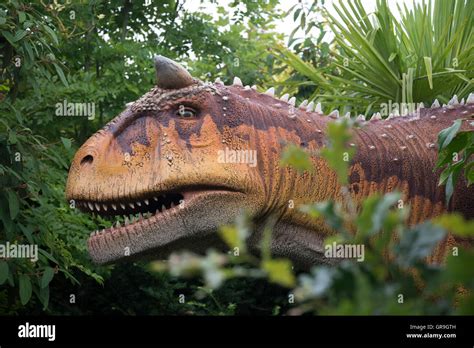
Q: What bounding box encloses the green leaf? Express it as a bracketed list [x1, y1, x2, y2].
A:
[18, 11, 26, 24]
[423, 57, 433, 89]
[437, 119, 462, 151]
[280, 144, 313, 173]
[53, 63, 68, 87]
[40, 267, 55, 288]
[320, 119, 355, 185]
[38, 286, 50, 309]
[396, 222, 446, 267]
[7, 189, 20, 220]
[218, 223, 247, 253]
[300, 201, 344, 232]
[12, 29, 27, 42]
[2, 31, 16, 45]
[19, 274, 32, 305]
[434, 213, 474, 237]
[445, 248, 474, 284]
[60, 137, 71, 150]
[42, 24, 58, 44]
[356, 192, 401, 237]
[262, 259, 295, 288]
[0, 261, 9, 285]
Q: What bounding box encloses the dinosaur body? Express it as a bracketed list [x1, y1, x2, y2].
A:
[66, 56, 474, 266]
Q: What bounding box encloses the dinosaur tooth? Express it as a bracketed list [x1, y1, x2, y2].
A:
[343, 112, 351, 119]
[329, 109, 339, 118]
[299, 100, 308, 108]
[280, 93, 289, 102]
[162, 204, 166, 211]
[94, 203, 101, 211]
[251, 85, 257, 90]
[288, 97, 296, 106]
[467, 93, 474, 104]
[102, 204, 108, 211]
[315, 103, 322, 113]
[88, 202, 94, 211]
[144, 199, 149, 205]
[153, 197, 159, 201]
[214, 77, 223, 84]
[233, 77, 243, 86]
[244, 85, 251, 90]
[136, 201, 142, 207]
[356, 114, 366, 121]
[431, 99, 440, 108]
[306, 101, 315, 112]
[264, 87, 275, 96]
[460, 98, 465, 105]
[120, 203, 126, 210]
[129, 202, 135, 209]
[112, 203, 117, 211]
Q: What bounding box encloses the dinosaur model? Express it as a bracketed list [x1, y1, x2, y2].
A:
[66, 56, 474, 266]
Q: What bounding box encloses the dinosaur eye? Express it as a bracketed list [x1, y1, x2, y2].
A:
[176, 106, 197, 119]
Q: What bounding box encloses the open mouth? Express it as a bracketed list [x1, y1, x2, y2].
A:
[74, 186, 236, 239]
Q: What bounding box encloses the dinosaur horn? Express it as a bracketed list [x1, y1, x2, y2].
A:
[154, 55, 195, 89]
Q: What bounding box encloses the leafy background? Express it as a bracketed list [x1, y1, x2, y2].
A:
[0, 0, 473, 315]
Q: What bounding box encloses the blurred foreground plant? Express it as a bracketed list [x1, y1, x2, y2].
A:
[150, 119, 473, 315]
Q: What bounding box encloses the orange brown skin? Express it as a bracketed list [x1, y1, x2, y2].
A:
[66, 57, 474, 266]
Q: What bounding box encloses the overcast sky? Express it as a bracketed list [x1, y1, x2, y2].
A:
[184, 0, 417, 39]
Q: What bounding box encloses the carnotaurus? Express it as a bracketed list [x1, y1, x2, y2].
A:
[66, 56, 474, 267]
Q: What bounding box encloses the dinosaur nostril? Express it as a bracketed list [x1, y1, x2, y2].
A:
[80, 155, 94, 166]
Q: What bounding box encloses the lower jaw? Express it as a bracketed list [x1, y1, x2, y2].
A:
[87, 190, 247, 264]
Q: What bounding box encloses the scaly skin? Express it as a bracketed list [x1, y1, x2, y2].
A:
[66, 56, 474, 266]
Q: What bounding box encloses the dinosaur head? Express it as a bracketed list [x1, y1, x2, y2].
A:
[66, 55, 309, 264]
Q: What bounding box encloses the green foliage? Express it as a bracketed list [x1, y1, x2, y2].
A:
[280, 143, 314, 172]
[436, 119, 474, 203]
[1, 0, 472, 316]
[149, 117, 473, 315]
[0, 0, 285, 315]
[276, 0, 473, 115]
[320, 119, 355, 184]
